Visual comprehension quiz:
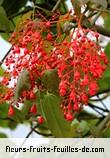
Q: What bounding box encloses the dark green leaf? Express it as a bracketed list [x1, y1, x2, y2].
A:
[88, 0, 107, 9]
[59, 2, 67, 14]
[15, 69, 31, 101]
[35, 0, 45, 4]
[41, 69, 59, 94]
[71, 0, 81, 15]
[98, 43, 110, 92]
[0, 0, 4, 5]
[0, 133, 8, 138]
[2, 0, 28, 17]
[98, 67, 110, 92]
[105, 43, 110, 60]
[76, 120, 90, 136]
[42, 94, 74, 137]
[0, 6, 10, 32]
[104, 13, 110, 29]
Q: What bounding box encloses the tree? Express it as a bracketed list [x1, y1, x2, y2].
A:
[0, 0, 110, 138]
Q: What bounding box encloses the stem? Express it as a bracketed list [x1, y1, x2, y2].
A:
[98, 112, 110, 132]
[0, 46, 12, 66]
[94, 25, 110, 37]
[89, 103, 109, 113]
[90, 7, 110, 13]
[33, 129, 52, 137]
[8, 7, 32, 19]
[11, 124, 39, 158]
[25, 124, 39, 138]
[52, 0, 62, 13]
[97, 95, 109, 111]
[91, 12, 101, 26]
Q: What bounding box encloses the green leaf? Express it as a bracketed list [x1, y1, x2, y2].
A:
[76, 120, 90, 136]
[98, 67, 110, 92]
[0, 6, 10, 32]
[103, 128, 110, 137]
[41, 69, 59, 94]
[2, 0, 28, 17]
[59, 2, 67, 14]
[0, 0, 4, 5]
[0, 103, 22, 128]
[0, 133, 8, 138]
[98, 43, 110, 92]
[71, 0, 81, 15]
[0, 67, 5, 76]
[105, 43, 110, 60]
[35, 0, 45, 4]
[89, 0, 107, 9]
[42, 94, 74, 137]
[103, 13, 110, 29]
[15, 69, 31, 100]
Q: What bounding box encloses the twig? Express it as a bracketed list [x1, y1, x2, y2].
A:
[33, 129, 52, 137]
[89, 7, 110, 13]
[91, 12, 101, 26]
[52, 0, 62, 13]
[25, 124, 39, 138]
[98, 112, 110, 132]
[97, 95, 109, 112]
[11, 124, 40, 158]
[88, 103, 106, 116]
[94, 25, 110, 37]
[89, 103, 109, 113]
[90, 94, 109, 101]
[0, 46, 12, 66]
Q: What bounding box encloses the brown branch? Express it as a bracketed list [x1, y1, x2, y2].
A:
[94, 25, 110, 37]
[98, 112, 110, 133]
[52, 0, 62, 13]
[0, 46, 12, 66]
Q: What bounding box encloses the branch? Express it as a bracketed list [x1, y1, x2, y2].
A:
[98, 112, 110, 132]
[33, 129, 52, 137]
[52, 0, 62, 13]
[88, 103, 109, 113]
[0, 46, 12, 66]
[11, 124, 40, 158]
[97, 95, 109, 111]
[8, 7, 33, 19]
[94, 25, 110, 37]
[25, 124, 39, 138]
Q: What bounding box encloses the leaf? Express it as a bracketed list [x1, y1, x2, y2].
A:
[42, 40, 54, 54]
[76, 120, 90, 136]
[42, 94, 74, 137]
[0, 103, 23, 128]
[0, 133, 8, 138]
[2, 0, 28, 17]
[35, 0, 45, 4]
[80, 0, 89, 4]
[0, 6, 10, 32]
[104, 43, 110, 60]
[98, 67, 110, 92]
[0, 67, 5, 76]
[15, 69, 31, 100]
[0, 0, 4, 5]
[59, 2, 67, 14]
[103, 128, 110, 137]
[71, 0, 81, 15]
[103, 13, 110, 29]
[89, 0, 107, 9]
[98, 43, 110, 92]
[41, 69, 60, 94]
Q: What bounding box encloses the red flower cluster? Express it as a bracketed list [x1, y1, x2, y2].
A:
[0, 16, 108, 121]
